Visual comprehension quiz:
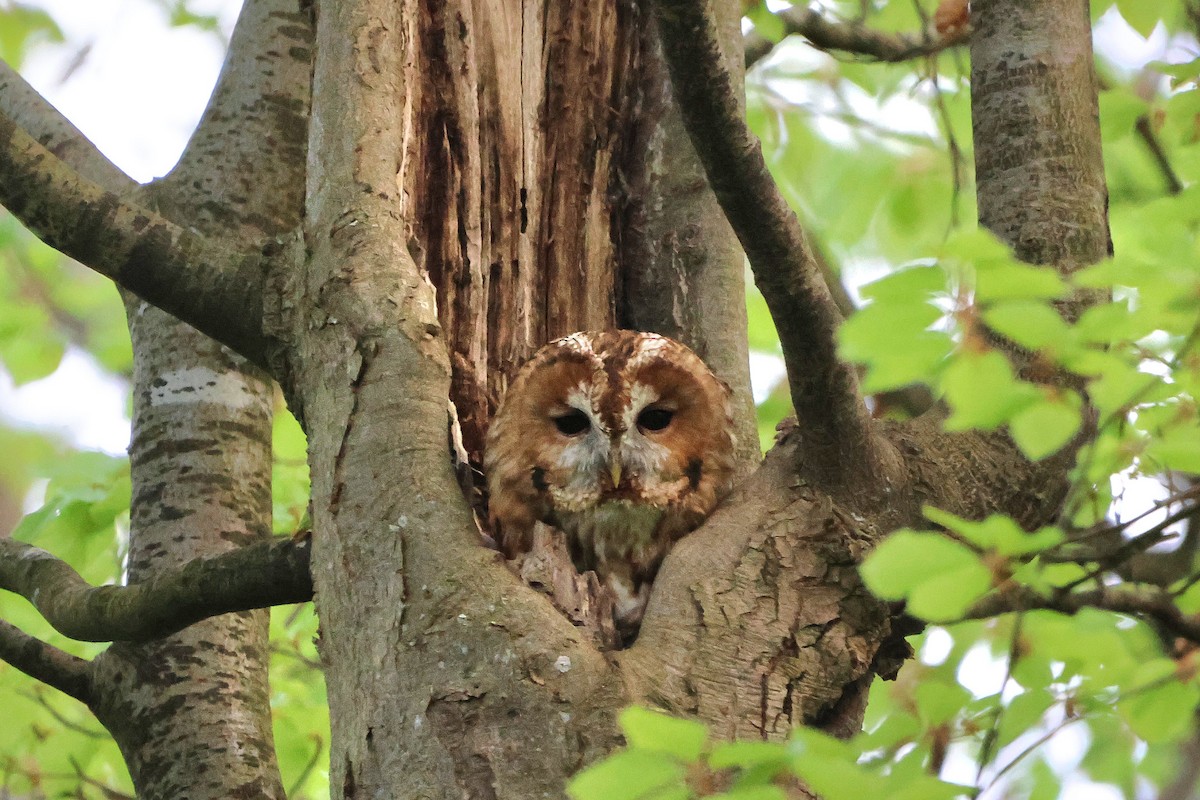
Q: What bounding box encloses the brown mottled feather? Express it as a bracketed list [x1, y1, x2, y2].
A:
[484, 331, 736, 638]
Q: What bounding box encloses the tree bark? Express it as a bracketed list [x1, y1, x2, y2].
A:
[971, 0, 1111, 275]
[89, 312, 285, 800]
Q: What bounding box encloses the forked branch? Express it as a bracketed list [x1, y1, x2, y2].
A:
[0, 110, 273, 367]
[649, 0, 897, 490]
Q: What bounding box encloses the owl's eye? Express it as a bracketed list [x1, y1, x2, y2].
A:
[637, 407, 674, 433]
[553, 410, 591, 436]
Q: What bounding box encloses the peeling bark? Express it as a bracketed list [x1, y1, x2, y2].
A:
[395, 0, 765, 476]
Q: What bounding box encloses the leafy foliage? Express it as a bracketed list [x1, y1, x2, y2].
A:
[569, 705, 969, 799]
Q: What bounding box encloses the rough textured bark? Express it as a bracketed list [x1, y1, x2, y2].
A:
[972, 0, 1111, 275]
[300, 3, 627, 795]
[89, 313, 284, 800]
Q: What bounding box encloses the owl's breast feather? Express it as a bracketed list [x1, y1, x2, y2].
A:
[563, 499, 663, 544]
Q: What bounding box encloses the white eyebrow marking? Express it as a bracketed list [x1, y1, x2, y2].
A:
[625, 381, 659, 429]
[627, 333, 671, 368]
[556, 332, 595, 356]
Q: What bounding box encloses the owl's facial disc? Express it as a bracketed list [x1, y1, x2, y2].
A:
[548, 383, 614, 504]
[609, 382, 674, 495]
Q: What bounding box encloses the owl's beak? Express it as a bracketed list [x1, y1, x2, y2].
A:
[608, 457, 622, 488]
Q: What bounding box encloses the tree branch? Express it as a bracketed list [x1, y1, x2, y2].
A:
[0, 61, 131, 190]
[965, 584, 1200, 645]
[0, 110, 274, 368]
[0, 619, 92, 703]
[0, 536, 312, 643]
[650, 0, 898, 491]
[745, 7, 968, 70]
[1135, 113, 1184, 196]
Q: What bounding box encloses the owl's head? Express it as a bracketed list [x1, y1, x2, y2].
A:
[484, 330, 736, 553]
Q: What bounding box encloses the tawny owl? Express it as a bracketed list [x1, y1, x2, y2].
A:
[484, 330, 736, 635]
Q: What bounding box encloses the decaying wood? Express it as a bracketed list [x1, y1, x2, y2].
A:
[518, 524, 620, 650]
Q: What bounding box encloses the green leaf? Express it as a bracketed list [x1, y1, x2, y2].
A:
[858, 265, 947, 303]
[1099, 88, 1148, 142]
[860, 530, 953, 599]
[1083, 358, 1161, 417]
[940, 350, 1040, 430]
[1145, 430, 1200, 473]
[619, 707, 708, 762]
[0, 325, 65, 384]
[568, 750, 684, 800]
[708, 741, 788, 771]
[940, 227, 1015, 266]
[1079, 715, 1137, 789]
[0, 6, 63, 67]
[982, 301, 1073, 351]
[914, 679, 972, 726]
[644, 788, 691, 800]
[997, 690, 1055, 749]
[708, 788, 788, 800]
[1119, 680, 1199, 743]
[923, 509, 1064, 556]
[856, 334, 952, 393]
[860, 530, 992, 621]
[975, 262, 1070, 302]
[1011, 559, 1088, 595]
[1116, 0, 1165, 36]
[1176, 580, 1200, 614]
[837, 297, 944, 357]
[788, 727, 856, 761]
[1008, 394, 1082, 460]
[839, 313, 951, 392]
[1010, 651, 1055, 690]
[1026, 757, 1064, 800]
[906, 566, 993, 622]
[1073, 301, 1148, 345]
[1153, 57, 1200, 87]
